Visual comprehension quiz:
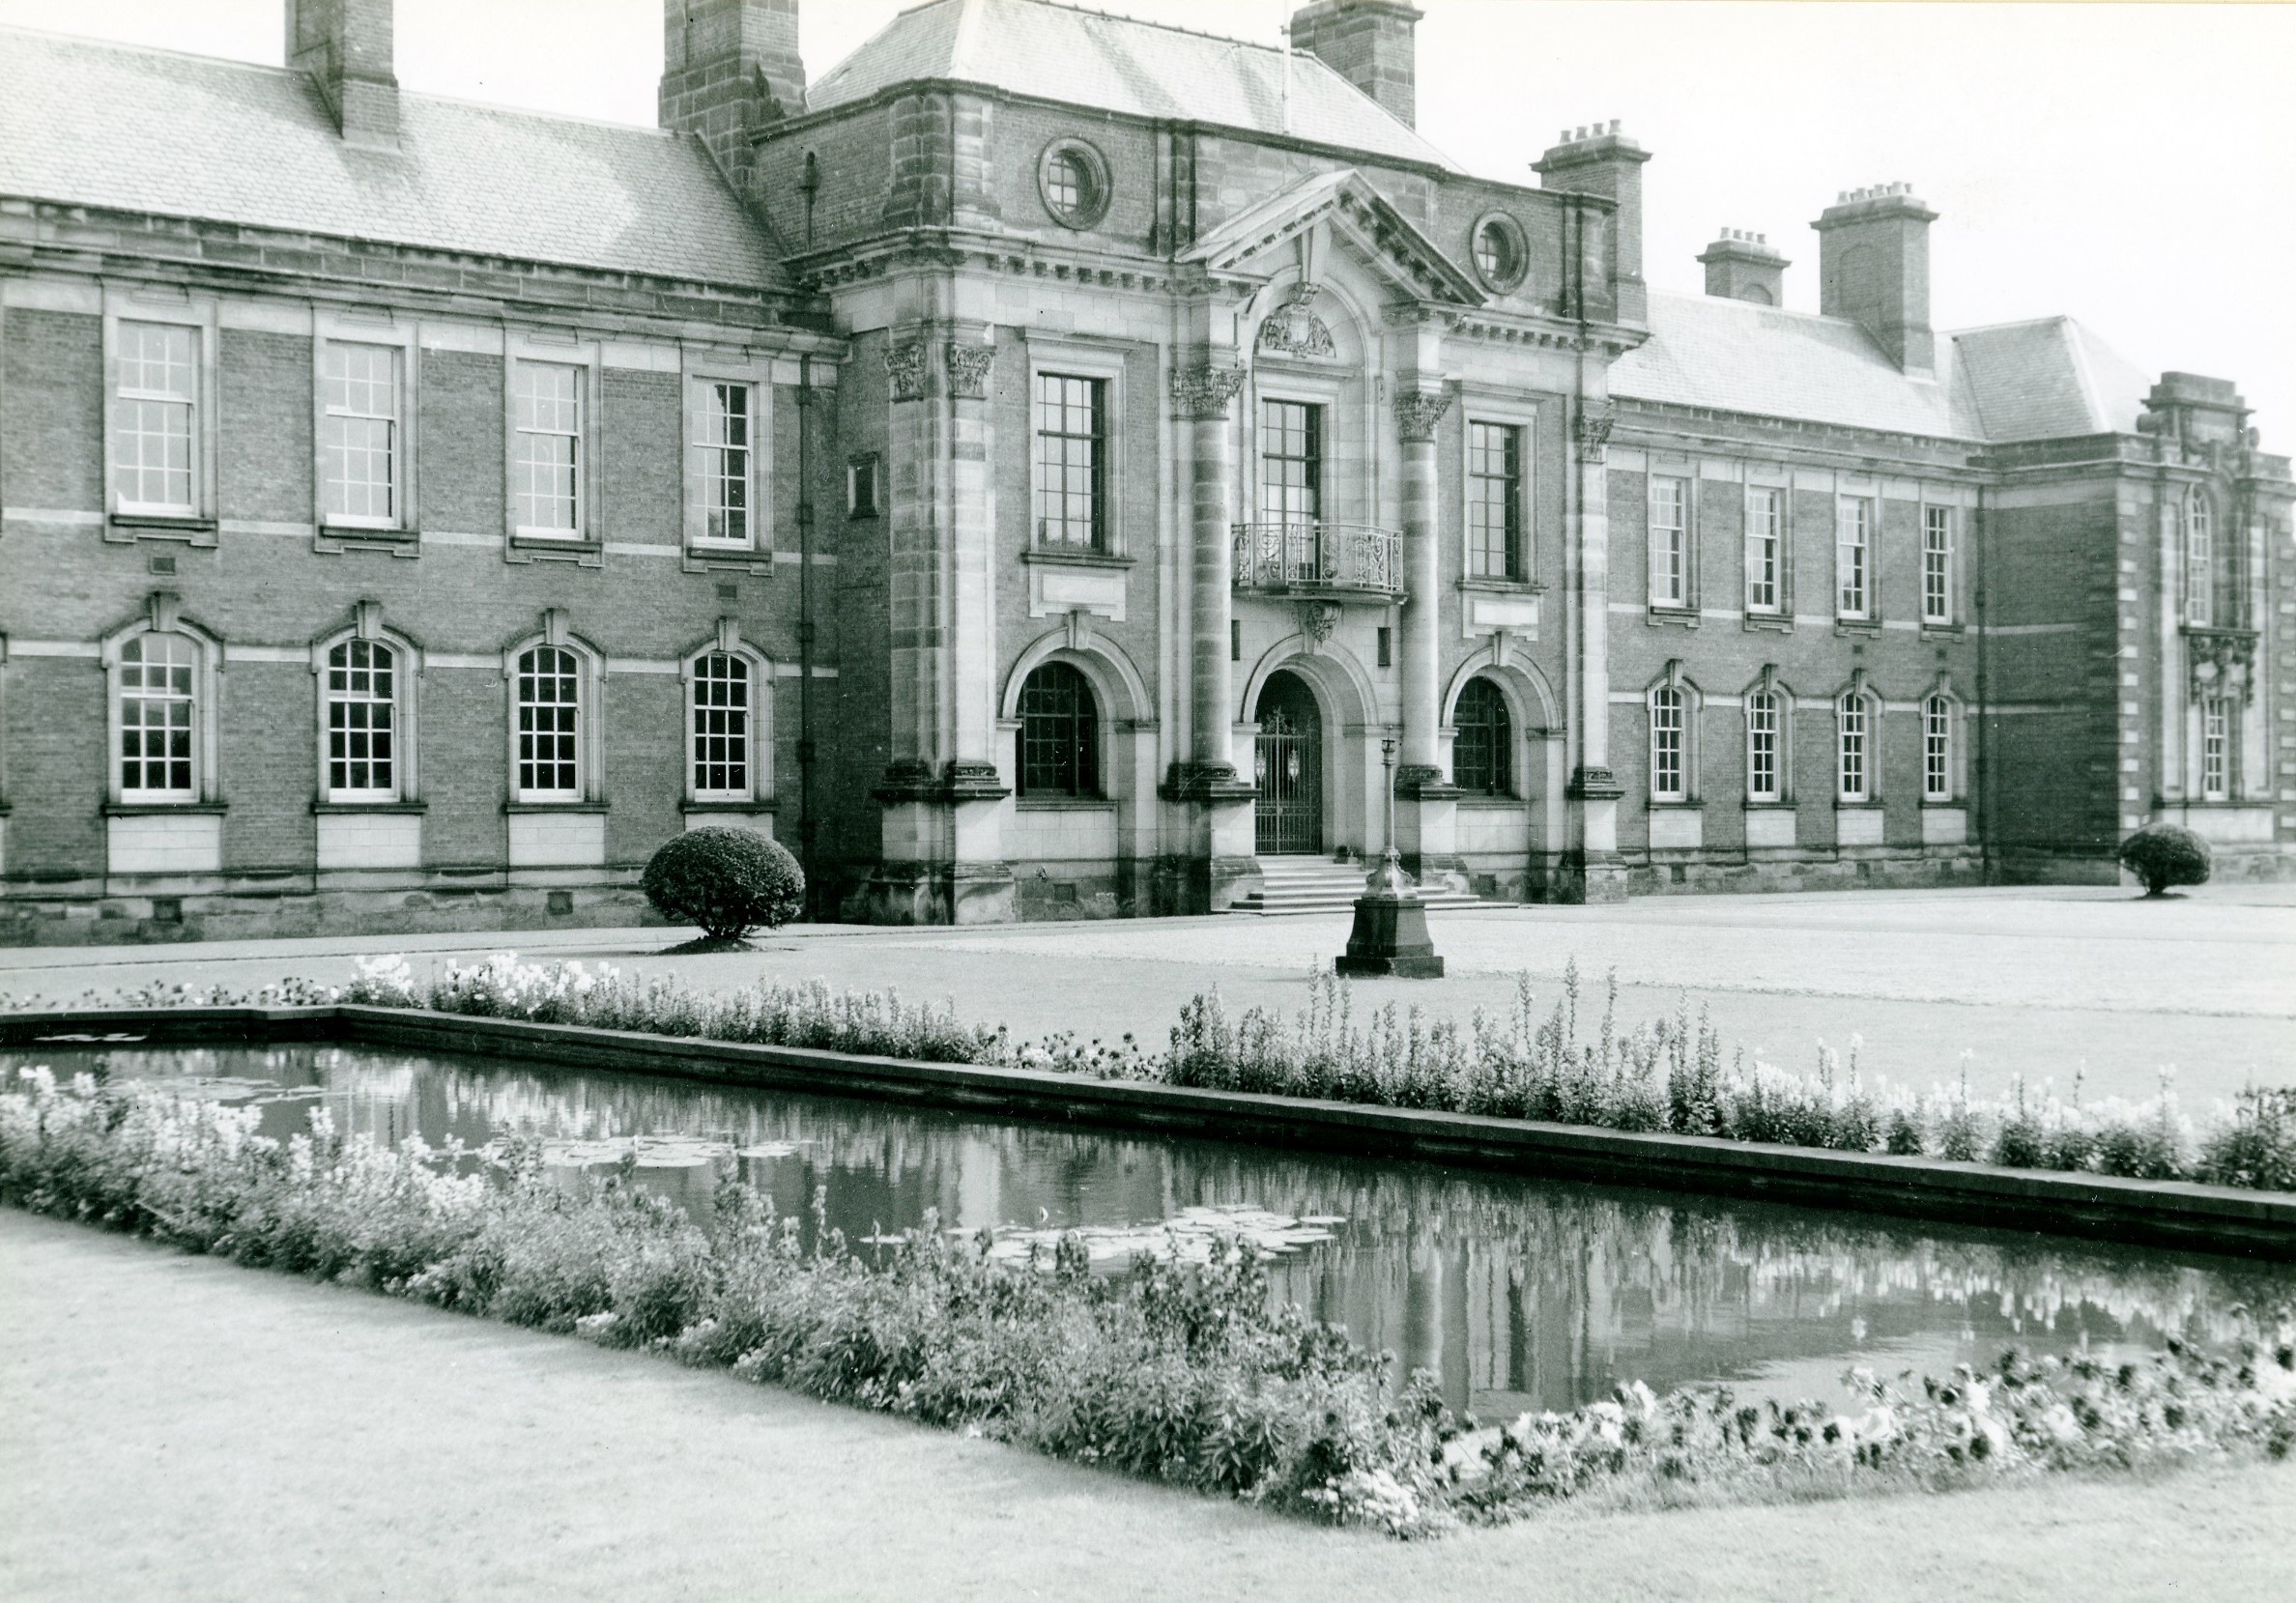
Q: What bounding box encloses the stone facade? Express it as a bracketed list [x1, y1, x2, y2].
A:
[0, 0, 2289, 945]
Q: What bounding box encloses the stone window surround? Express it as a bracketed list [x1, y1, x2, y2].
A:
[681, 347, 776, 573]
[1246, 365, 1363, 529]
[1921, 676, 1966, 804]
[1644, 659, 1703, 806]
[310, 601, 423, 808]
[502, 610, 607, 807]
[1021, 332, 1131, 560]
[101, 288, 220, 543]
[1645, 458, 1697, 619]
[100, 592, 224, 810]
[1455, 385, 1540, 589]
[1834, 672, 1883, 805]
[1036, 136, 1113, 231]
[1920, 501, 1956, 628]
[1834, 482, 1880, 625]
[1741, 471, 1794, 627]
[1740, 667, 1796, 807]
[681, 620, 774, 809]
[312, 308, 419, 548]
[502, 329, 605, 563]
[1467, 209, 1530, 295]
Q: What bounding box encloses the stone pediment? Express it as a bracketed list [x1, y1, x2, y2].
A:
[1182, 169, 1485, 308]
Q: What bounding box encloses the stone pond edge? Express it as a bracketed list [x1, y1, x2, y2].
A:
[6, 1005, 2290, 1261]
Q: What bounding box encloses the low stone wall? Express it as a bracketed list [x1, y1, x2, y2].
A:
[5, 1004, 2290, 1259]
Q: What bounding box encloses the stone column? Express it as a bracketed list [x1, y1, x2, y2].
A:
[1561, 398, 1627, 902]
[1170, 361, 1254, 912]
[1392, 386, 1461, 886]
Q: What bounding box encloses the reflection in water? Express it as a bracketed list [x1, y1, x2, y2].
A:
[20, 1043, 2293, 1416]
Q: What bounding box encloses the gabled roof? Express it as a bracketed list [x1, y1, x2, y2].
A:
[1950, 316, 2149, 442]
[1185, 169, 1484, 305]
[1612, 292, 2155, 444]
[0, 27, 784, 289]
[808, 0, 1457, 172]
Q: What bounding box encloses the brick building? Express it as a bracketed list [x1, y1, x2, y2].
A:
[1, 0, 2288, 944]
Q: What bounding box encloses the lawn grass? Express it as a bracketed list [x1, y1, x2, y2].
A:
[5, 1208, 2290, 1603]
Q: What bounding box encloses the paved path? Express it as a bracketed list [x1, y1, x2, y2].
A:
[5, 1210, 2292, 1603]
[4, 884, 2291, 1104]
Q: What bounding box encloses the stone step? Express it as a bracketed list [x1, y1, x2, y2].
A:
[1226, 859, 1487, 915]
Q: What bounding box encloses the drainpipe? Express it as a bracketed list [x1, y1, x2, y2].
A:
[1974, 484, 1994, 883]
[797, 353, 818, 920]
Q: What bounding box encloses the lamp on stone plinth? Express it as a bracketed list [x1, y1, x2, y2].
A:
[1335, 735, 1445, 979]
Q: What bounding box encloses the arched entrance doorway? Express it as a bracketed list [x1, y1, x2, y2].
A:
[1254, 670, 1323, 855]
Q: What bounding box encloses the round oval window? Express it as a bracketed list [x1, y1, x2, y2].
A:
[1039, 140, 1109, 229]
[1475, 220, 1519, 288]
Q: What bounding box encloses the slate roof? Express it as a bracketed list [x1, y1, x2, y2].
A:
[808, 0, 1457, 171]
[0, 27, 784, 289]
[1950, 316, 2149, 442]
[1612, 292, 2151, 444]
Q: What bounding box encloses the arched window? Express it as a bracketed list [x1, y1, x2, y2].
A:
[324, 639, 398, 800]
[1018, 662, 1098, 798]
[1745, 689, 1783, 804]
[690, 651, 752, 800]
[1837, 691, 1875, 802]
[514, 644, 584, 801]
[1650, 684, 1687, 802]
[1451, 676, 1512, 795]
[118, 633, 197, 799]
[2184, 487, 2214, 627]
[1922, 694, 1955, 802]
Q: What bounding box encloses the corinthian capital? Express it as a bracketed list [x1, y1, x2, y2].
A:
[1393, 387, 1453, 444]
[1170, 364, 1246, 420]
[1573, 402, 1617, 462]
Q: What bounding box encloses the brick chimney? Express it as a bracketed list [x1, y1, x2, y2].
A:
[660, 0, 807, 185]
[286, 0, 399, 150]
[1534, 122, 1651, 322]
[1698, 229, 1788, 306]
[1813, 184, 1937, 374]
[1288, 1, 1423, 129]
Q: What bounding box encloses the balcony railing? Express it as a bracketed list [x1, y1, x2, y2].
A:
[1231, 521, 1403, 597]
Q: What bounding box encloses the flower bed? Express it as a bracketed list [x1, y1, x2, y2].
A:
[5, 1065, 2290, 1536]
[12, 952, 2287, 1194]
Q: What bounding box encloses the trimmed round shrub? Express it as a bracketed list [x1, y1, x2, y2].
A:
[641, 827, 803, 941]
[2116, 823, 2211, 898]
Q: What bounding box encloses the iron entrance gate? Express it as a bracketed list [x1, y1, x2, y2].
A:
[1253, 672, 1323, 855]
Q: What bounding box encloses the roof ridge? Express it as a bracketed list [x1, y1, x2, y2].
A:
[1646, 287, 1863, 329]
[1, 22, 681, 140]
[1943, 313, 2072, 338]
[997, 0, 1285, 54]
[0, 19, 288, 74]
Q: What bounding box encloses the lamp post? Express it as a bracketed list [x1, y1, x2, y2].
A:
[1335, 733, 1445, 978]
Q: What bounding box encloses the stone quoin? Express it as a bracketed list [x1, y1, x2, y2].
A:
[0, 0, 2289, 944]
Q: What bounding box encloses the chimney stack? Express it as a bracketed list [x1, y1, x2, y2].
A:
[660, 0, 807, 186]
[1698, 229, 1788, 306]
[1288, 1, 1423, 129]
[1533, 122, 1650, 322]
[286, 0, 399, 150]
[1813, 183, 1937, 374]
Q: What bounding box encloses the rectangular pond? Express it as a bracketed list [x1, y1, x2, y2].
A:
[12, 1037, 2292, 1417]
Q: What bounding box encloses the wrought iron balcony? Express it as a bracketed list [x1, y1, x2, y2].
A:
[1231, 521, 1404, 599]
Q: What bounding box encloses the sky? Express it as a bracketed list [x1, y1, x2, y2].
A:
[2, 0, 2289, 442]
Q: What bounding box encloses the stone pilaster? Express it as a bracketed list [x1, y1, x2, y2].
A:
[1392, 385, 1461, 886]
[854, 328, 1015, 925]
[1559, 398, 1628, 902]
[1168, 361, 1256, 912]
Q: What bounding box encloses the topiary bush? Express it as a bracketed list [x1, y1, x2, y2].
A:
[2117, 824, 2212, 898]
[641, 826, 803, 944]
